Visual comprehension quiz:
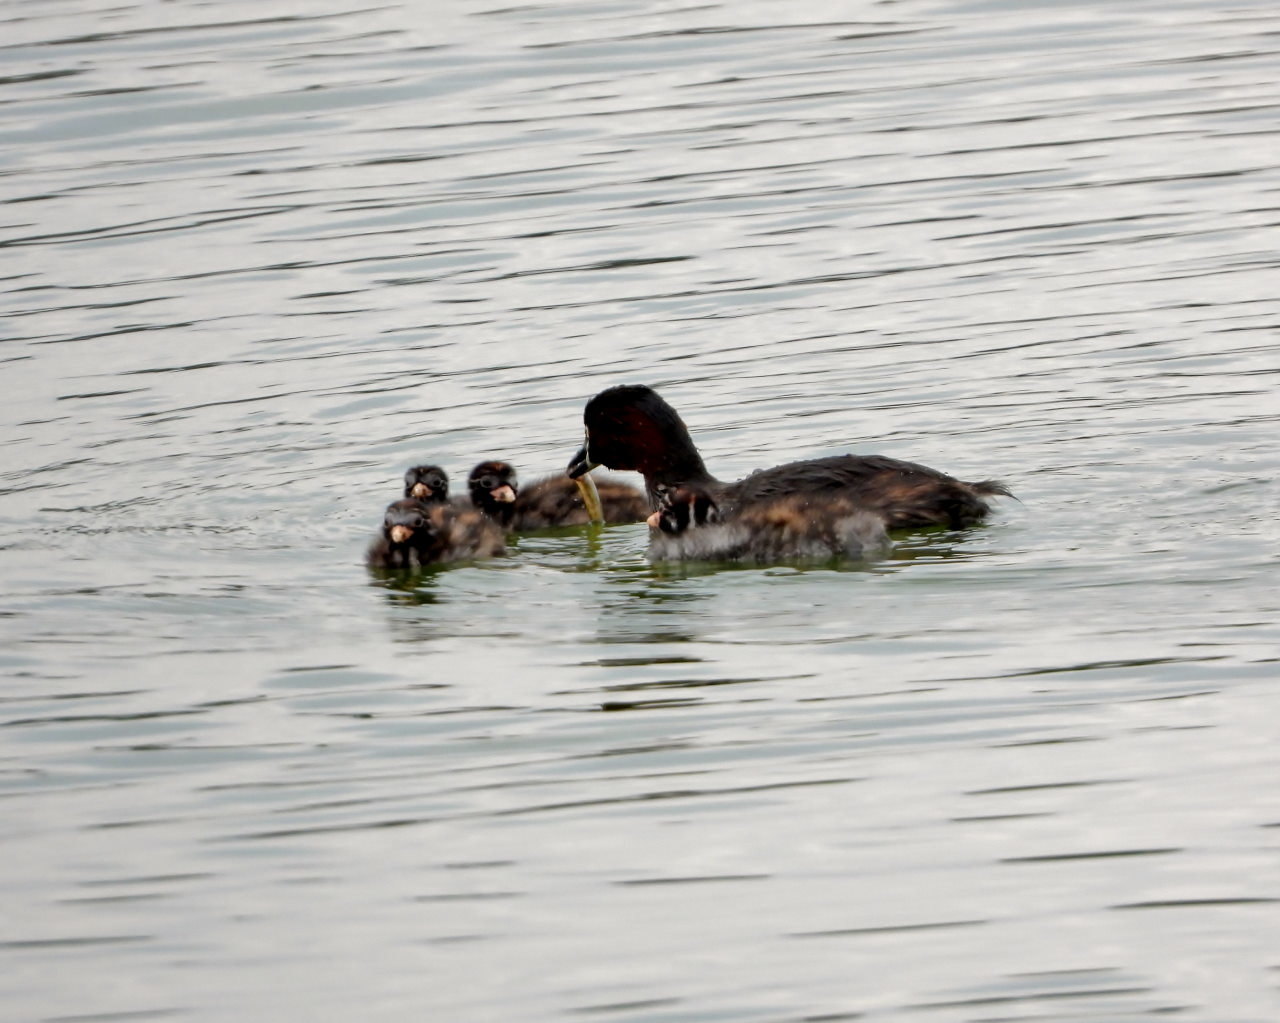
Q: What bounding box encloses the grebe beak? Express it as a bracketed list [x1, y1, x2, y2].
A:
[389, 525, 413, 544]
[491, 484, 516, 503]
[645, 510, 662, 529]
[409, 483, 431, 499]
[566, 444, 596, 480]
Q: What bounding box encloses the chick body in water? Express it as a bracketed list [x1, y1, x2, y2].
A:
[367, 498, 505, 569]
[647, 486, 891, 564]
[467, 461, 637, 529]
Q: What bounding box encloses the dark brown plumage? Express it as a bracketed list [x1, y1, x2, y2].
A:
[568, 385, 1010, 530]
[467, 460, 647, 530]
[367, 498, 505, 569]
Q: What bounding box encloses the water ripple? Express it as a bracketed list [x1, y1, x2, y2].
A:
[2, 0, 1279, 1020]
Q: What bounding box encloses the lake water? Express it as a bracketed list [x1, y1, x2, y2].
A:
[2, 0, 1279, 1020]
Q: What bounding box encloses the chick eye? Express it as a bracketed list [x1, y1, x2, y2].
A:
[481, 476, 496, 488]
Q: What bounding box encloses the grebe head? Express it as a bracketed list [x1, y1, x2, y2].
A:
[403, 465, 449, 502]
[649, 485, 721, 535]
[467, 460, 518, 514]
[568, 385, 705, 482]
[383, 498, 436, 546]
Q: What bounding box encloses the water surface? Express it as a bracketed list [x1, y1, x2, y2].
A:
[2, 0, 1279, 1020]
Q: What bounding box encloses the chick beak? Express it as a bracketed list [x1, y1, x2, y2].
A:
[645, 510, 662, 529]
[491, 484, 516, 504]
[409, 483, 431, 499]
[389, 525, 413, 544]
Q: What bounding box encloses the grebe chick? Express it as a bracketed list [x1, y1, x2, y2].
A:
[367, 498, 505, 569]
[468, 460, 647, 530]
[648, 485, 891, 563]
[567, 385, 1010, 530]
[403, 465, 449, 503]
[466, 461, 520, 528]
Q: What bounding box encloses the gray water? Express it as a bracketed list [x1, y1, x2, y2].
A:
[3, 0, 1279, 1020]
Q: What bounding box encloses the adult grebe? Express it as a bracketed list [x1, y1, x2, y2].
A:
[567, 385, 1009, 530]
